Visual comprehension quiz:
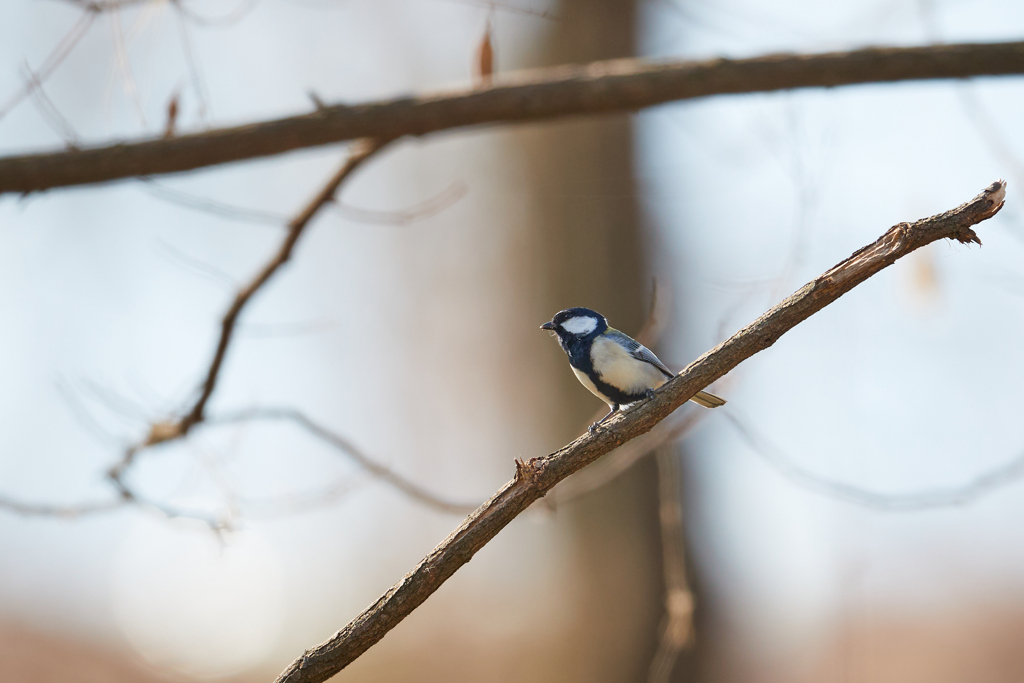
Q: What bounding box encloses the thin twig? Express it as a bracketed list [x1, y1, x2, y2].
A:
[140, 180, 288, 224]
[99, 139, 391, 525]
[0, 495, 125, 518]
[144, 138, 390, 445]
[271, 181, 1006, 683]
[3, 42, 1024, 193]
[648, 445, 695, 683]
[0, 474, 224, 528]
[53, 0, 156, 10]
[209, 408, 478, 515]
[1, 140, 392, 526]
[432, 0, 559, 21]
[171, 0, 211, 120]
[333, 182, 468, 226]
[0, 9, 96, 120]
[108, 6, 147, 127]
[21, 62, 82, 147]
[723, 409, 1024, 511]
[156, 237, 239, 288]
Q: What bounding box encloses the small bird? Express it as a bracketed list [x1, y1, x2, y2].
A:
[541, 307, 726, 432]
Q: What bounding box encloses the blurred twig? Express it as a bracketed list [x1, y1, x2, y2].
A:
[0, 495, 124, 518]
[22, 63, 81, 147]
[0, 398, 477, 520]
[105, 138, 389, 515]
[54, 0, 156, 10]
[140, 180, 467, 227]
[108, 5, 147, 126]
[0, 136, 476, 525]
[438, 0, 558, 21]
[0, 139, 389, 528]
[5, 0, 243, 130]
[5, 42, 1024, 193]
[140, 180, 289, 224]
[271, 181, 1005, 683]
[143, 138, 390, 446]
[648, 445, 695, 683]
[333, 182, 468, 226]
[723, 409, 1024, 511]
[0, 8, 97, 120]
[172, 0, 211, 120]
[209, 407, 478, 514]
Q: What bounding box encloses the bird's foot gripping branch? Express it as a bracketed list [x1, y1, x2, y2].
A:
[274, 181, 1005, 683]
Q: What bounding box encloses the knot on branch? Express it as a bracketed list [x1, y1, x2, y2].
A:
[952, 227, 983, 246]
[145, 420, 187, 446]
[514, 458, 539, 483]
[880, 222, 912, 251]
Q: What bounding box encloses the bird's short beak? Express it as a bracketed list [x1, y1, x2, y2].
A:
[540, 321, 556, 331]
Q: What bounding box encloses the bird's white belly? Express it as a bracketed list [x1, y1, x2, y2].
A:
[590, 336, 667, 394]
[572, 366, 615, 407]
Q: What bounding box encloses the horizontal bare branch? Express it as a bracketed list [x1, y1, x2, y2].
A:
[3, 42, 1024, 194]
[273, 182, 1006, 683]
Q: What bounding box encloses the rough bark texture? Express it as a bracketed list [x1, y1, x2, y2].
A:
[2, 42, 1023, 193]
[273, 182, 1005, 683]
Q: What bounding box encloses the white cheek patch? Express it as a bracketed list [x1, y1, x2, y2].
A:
[561, 316, 598, 335]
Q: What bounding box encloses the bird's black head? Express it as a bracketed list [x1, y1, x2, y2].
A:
[540, 307, 608, 342]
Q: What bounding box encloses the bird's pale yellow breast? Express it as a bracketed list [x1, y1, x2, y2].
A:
[590, 335, 667, 394]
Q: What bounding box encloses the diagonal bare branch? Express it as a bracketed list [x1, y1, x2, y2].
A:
[271, 181, 1006, 683]
[2, 42, 1024, 194]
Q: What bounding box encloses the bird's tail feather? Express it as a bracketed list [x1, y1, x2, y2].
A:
[690, 390, 726, 409]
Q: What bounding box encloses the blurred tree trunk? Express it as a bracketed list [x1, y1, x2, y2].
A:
[517, 1, 674, 680]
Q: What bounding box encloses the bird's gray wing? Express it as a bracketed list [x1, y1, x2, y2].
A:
[604, 329, 674, 379]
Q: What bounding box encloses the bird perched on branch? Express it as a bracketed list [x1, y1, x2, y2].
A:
[541, 307, 726, 433]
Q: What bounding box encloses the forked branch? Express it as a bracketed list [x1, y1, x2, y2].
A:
[273, 182, 1006, 683]
[143, 138, 389, 447]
